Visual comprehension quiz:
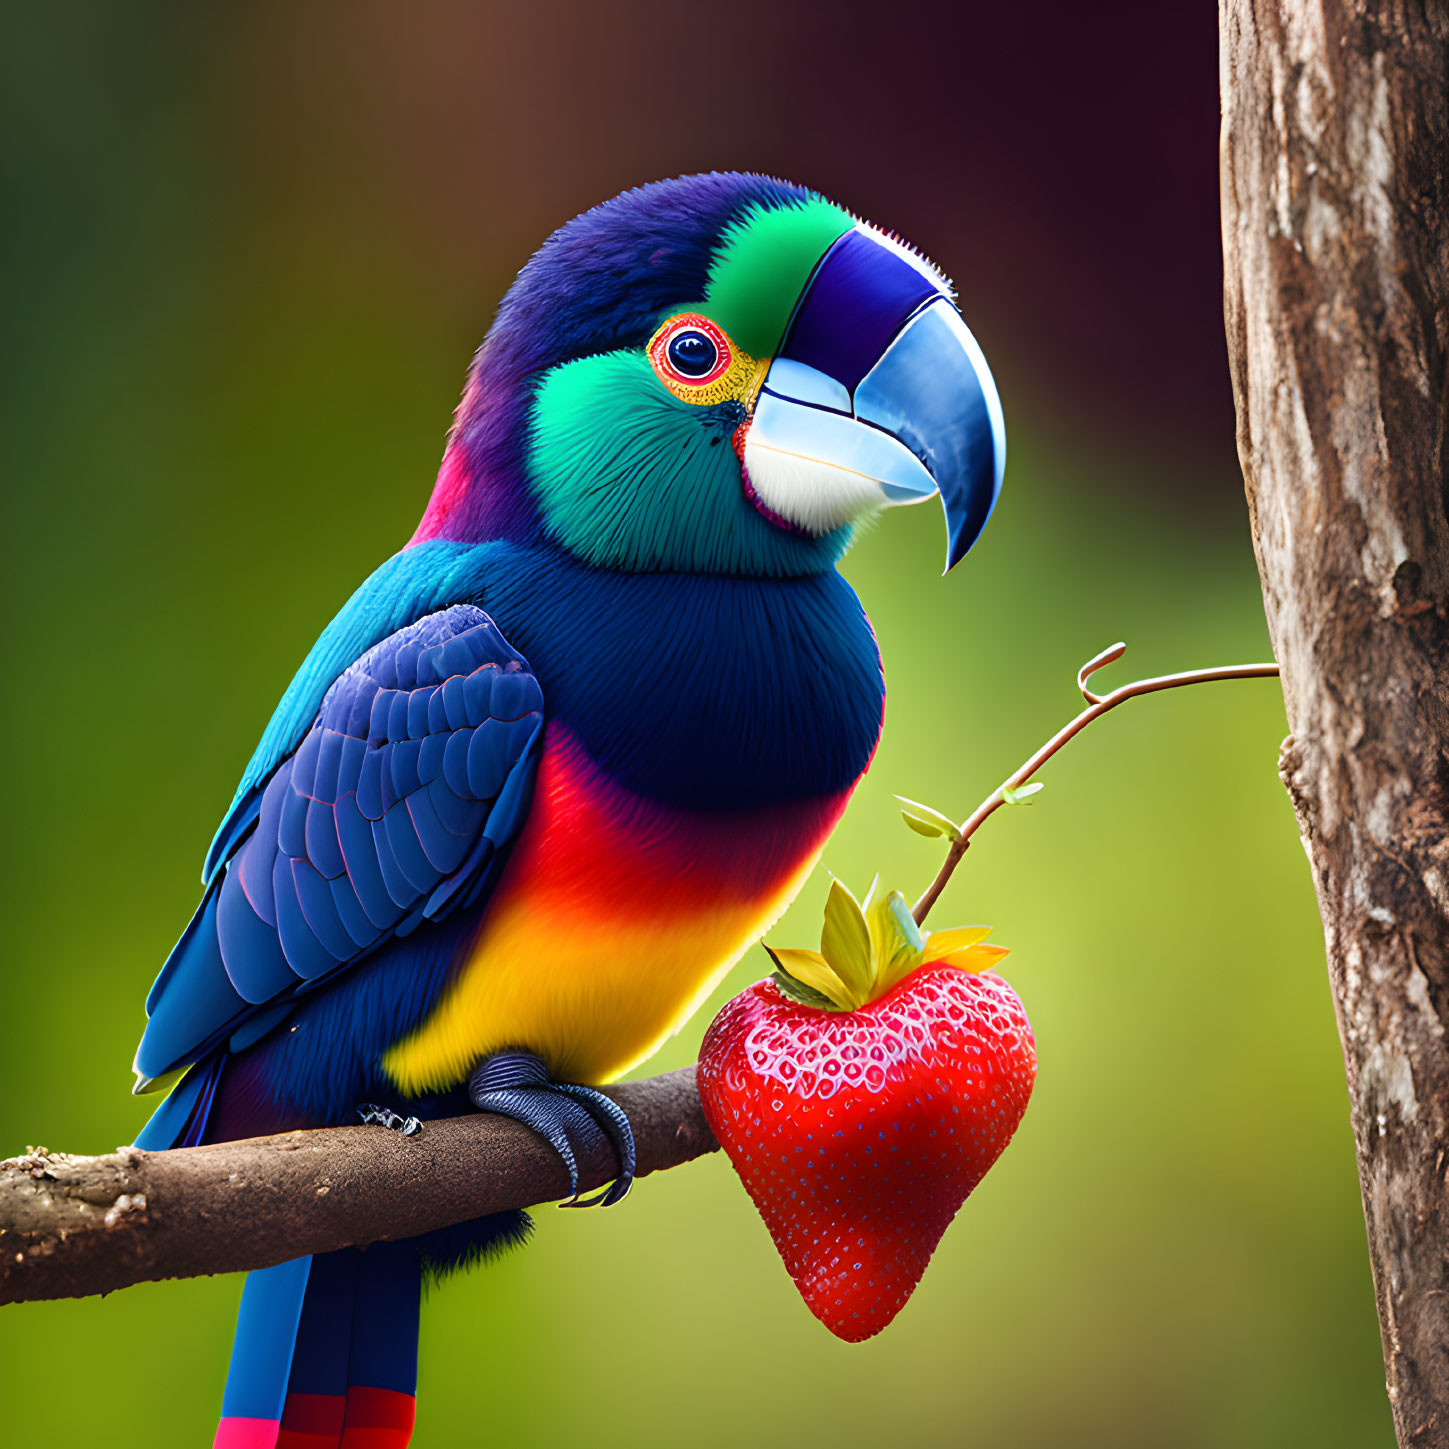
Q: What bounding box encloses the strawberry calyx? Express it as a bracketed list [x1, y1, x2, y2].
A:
[764, 877, 1009, 1012]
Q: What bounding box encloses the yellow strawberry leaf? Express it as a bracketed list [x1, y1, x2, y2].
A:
[875, 892, 928, 994]
[767, 967, 841, 1011]
[924, 926, 993, 955]
[765, 947, 859, 1010]
[865, 895, 896, 967]
[819, 877, 873, 1000]
[866, 890, 915, 965]
[939, 942, 1011, 974]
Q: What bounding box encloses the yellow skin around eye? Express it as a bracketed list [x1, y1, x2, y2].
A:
[647, 315, 770, 409]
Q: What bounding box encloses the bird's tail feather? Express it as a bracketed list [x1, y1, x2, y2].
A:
[214, 1245, 419, 1449]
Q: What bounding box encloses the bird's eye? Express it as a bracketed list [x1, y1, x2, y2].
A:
[647, 313, 734, 397]
[667, 329, 718, 378]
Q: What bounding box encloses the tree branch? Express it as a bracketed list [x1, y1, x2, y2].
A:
[0, 1067, 716, 1306]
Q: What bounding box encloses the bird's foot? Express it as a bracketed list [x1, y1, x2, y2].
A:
[357, 1102, 423, 1136]
[468, 1051, 635, 1207]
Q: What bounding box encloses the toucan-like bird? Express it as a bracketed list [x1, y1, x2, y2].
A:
[130, 172, 1006, 1448]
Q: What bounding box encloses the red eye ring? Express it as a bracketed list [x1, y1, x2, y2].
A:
[648, 314, 733, 388]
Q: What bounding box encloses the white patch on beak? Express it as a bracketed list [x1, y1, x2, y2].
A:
[741, 372, 937, 536]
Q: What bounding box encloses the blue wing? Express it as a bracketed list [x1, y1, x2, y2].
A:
[135, 605, 544, 1087]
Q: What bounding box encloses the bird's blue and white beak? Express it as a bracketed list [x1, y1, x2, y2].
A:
[742, 225, 1005, 572]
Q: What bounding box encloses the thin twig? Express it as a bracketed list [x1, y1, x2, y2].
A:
[912, 644, 1280, 926]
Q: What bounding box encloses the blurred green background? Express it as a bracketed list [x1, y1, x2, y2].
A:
[2, 4, 1391, 1445]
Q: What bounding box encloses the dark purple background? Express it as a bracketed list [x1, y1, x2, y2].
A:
[196, 1, 1232, 495]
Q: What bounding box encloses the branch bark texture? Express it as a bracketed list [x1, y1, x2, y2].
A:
[1220, 4, 1449, 1444]
[0, 1067, 715, 1306]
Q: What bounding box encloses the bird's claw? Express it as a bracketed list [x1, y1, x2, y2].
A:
[357, 1102, 423, 1136]
[468, 1051, 635, 1207]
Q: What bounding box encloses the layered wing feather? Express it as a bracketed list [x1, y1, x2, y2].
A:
[135, 605, 544, 1085]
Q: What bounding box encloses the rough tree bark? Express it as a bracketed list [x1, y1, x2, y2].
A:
[1220, 3, 1449, 1444]
[0, 1068, 715, 1306]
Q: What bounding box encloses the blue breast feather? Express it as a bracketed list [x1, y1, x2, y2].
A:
[136, 605, 543, 1084]
[474, 545, 885, 811]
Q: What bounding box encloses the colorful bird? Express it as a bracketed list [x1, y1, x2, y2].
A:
[131, 172, 1006, 1448]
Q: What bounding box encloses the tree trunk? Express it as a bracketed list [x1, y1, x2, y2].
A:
[1220, 3, 1449, 1443]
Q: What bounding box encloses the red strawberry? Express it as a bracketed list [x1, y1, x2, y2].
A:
[697, 881, 1035, 1342]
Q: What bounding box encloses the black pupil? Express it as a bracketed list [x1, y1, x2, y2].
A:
[668, 329, 718, 378]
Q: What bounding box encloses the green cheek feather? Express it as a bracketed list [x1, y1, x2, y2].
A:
[526, 350, 851, 577]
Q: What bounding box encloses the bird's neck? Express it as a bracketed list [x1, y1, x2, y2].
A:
[408, 435, 538, 549]
[408, 358, 544, 549]
[407, 442, 471, 547]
